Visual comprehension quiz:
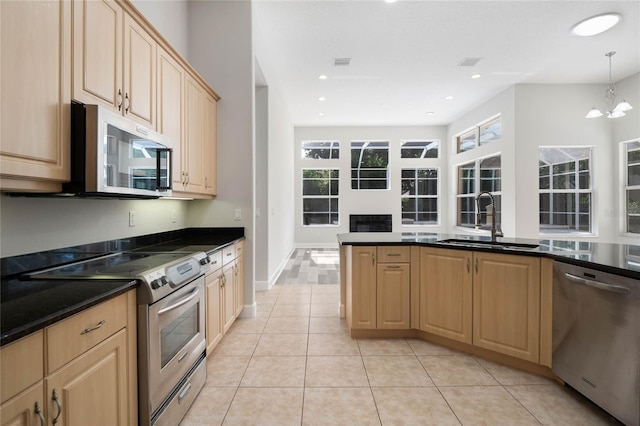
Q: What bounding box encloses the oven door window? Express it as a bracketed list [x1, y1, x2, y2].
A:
[160, 304, 199, 368]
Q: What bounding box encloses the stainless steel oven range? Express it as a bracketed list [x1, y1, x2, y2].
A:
[29, 250, 212, 425]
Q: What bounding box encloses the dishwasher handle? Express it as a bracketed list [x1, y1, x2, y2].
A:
[564, 272, 631, 295]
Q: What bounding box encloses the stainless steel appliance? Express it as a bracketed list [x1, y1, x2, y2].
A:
[66, 102, 172, 198]
[553, 261, 639, 426]
[29, 250, 211, 425]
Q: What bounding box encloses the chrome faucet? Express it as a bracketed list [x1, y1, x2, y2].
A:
[475, 191, 503, 242]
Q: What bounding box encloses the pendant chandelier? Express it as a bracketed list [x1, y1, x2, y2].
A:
[585, 51, 633, 119]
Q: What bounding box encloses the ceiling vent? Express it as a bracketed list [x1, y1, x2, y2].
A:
[333, 58, 352, 67]
[457, 57, 483, 67]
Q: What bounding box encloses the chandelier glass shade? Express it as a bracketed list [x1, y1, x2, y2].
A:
[586, 51, 634, 119]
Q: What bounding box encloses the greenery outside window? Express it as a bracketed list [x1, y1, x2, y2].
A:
[302, 169, 339, 226]
[457, 116, 501, 153]
[351, 141, 389, 190]
[457, 155, 501, 228]
[625, 140, 640, 234]
[400, 140, 439, 158]
[539, 147, 592, 234]
[301, 141, 339, 159]
[401, 169, 438, 225]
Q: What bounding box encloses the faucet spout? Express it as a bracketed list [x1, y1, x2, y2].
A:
[475, 191, 503, 242]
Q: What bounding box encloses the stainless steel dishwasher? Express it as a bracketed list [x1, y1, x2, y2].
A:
[553, 261, 639, 426]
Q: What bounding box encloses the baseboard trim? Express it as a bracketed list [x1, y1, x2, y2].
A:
[238, 302, 256, 319]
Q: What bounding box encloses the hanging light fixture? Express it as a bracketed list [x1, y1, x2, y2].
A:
[586, 51, 634, 119]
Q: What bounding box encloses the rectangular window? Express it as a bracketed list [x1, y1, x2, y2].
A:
[625, 140, 640, 234]
[456, 155, 501, 228]
[351, 141, 389, 190]
[302, 169, 339, 226]
[400, 140, 439, 158]
[301, 141, 339, 159]
[401, 169, 438, 225]
[539, 147, 592, 234]
[457, 116, 501, 153]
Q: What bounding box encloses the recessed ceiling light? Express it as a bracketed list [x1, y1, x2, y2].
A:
[445, 96, 454, 100]
[318, 112, 325, 116]
[425, 112, 435, 116]
[570, 13, 621, 37]
[318, 74, 328, 80]
[318, 97, 326, 101]
[384, 0, 398, 3]
[471, 74, 481, 79]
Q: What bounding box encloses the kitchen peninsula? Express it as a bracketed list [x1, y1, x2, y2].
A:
[337, 232, 639, 375]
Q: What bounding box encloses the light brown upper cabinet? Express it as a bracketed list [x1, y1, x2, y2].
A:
[0, 0, 71, 192]
[72, 0, 156, 129]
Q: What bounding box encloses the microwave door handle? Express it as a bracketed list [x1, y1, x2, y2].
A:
[156, 148, 172, 190]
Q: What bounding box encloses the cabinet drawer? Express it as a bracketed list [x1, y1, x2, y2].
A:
[46, 293, 127, 374]
[377, 246, 410, 263]
[208, 250, 223, 272]
[222, 245, 236, 265]
[1, 331, 44, 403]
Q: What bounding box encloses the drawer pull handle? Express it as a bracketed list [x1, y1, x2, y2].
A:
[52, 389, 62, 425]
[35, 401, 44, 426]
[386, 265, 401, 269]
[475, 258, 478, 273]
[387, 253, 401, 256]
[178, 382, 192, 404]
[81, 320, 106, 335]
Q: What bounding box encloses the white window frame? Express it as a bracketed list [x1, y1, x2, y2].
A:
[456, 154, 502, 229]
[401, 168, 439, 226]
[456, 115, 501, 153]
[400, 140, 440, 159]
[350, 141, 389, 190]
[301, 140, 340, 160]
[301, 168, 340, 227]
[623, 139, 640, 235]
[539, 147, 593, 235]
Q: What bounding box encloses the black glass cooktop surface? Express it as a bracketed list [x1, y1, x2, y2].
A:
[28, 252, 191, 279]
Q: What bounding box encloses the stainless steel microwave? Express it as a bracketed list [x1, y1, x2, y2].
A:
[65, 102, 172, 198]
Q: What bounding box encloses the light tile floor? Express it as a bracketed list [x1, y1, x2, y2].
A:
[181, 283, 621, 425]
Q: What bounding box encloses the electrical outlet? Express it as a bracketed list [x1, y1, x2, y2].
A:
[234, 209, 242, 221]
[129, 211, 135, 227]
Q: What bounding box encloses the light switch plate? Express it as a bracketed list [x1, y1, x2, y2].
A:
[234, 209, 241, 220]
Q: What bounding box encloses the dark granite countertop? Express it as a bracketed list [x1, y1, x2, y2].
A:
[337, 232, 640, 280]
[1, 227, 245, 346]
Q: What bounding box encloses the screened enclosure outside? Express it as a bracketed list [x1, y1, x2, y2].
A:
[539, 147, 592, 234]
[400, 140, 439, 159]
[351, 141, 389, 190]
[626, 141, 640, 234]
[301, 141, 340, 159]
[302, 169, 339, 226]
[401, 168, 438, 225]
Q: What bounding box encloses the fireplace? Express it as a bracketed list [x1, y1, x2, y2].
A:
[349, 214, 392, 232]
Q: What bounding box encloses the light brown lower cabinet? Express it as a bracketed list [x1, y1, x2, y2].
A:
[0, 290, 137, 426]
[205, 266, 224, 355]
[376, 263, 411, 329]
[419, 247, 473, 344]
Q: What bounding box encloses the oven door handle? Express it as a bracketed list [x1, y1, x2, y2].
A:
[158, 286, 201, 315]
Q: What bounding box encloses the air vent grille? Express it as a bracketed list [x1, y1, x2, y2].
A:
[457, 57, 483, 67]
[333, 58, 352, 67]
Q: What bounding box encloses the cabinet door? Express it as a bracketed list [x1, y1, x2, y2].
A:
[473, 252, 540, 362]
[349, 247, 377, 329]
[123, 14, 155, 127]
[157, 47, 185, 190]
[205, 269, 223, 355]
[0, 0, 70, 190]
[419, 248, 473, 344]
[222, 264, 236, 333]
[234, 255, 245, 317]
[184, 75, 206, 194]
[203, 93, 217, 195]
[376, 263, 410, 329]
[0, 382, 45, 426]
[72, 0, 122, 109]
[45, 330, 129, 426]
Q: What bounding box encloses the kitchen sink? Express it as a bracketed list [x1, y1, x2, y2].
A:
[436, 239, 539, 250]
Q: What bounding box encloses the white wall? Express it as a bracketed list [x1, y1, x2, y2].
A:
[0, 196, 188, 257]
[186, 1, 256, 309]
[131, 0, 189, 59]
[293, 126, 447, 245]
[447, 87, 516, 236]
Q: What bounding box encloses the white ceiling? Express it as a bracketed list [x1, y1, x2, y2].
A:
[252, 0, 640, 126]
